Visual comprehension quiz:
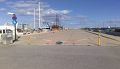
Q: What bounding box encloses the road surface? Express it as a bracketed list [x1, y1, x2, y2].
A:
[0, 45, 120, 69]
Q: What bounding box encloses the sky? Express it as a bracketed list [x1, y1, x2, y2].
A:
[0, 0, 120, 28]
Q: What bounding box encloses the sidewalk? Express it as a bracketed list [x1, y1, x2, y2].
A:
[87, 31, 120, 42]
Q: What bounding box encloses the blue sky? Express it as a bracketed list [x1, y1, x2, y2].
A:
[45, 0, 120, 19]
[0, 0, 120, 28]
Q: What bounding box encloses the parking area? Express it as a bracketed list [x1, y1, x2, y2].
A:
[14, 29, 120, 46]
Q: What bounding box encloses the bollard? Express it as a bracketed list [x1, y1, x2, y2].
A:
[26, 36, 31, 45]
[98, 30, 101, 46]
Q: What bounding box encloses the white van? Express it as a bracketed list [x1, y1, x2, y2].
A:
[0, 29, 13, 43]
[0, 25, 18, 42]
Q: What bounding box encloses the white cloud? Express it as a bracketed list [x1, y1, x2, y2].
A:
[0, 8, 6, 11]
[6, 0, 71, 16]
[0, 0, 6, 2]
[6, 1, 51, 16]
[61, 10, 71, 14]
[5, 0, 71, 26]
[45, 9, 71, 15]
[6, 1, 37, 9]
[26, 11, 33, 15]
[7, 12, 14, 15]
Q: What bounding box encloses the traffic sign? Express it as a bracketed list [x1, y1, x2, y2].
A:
[12, 20, 17, 26]
[12, 14, 17, 20]
[11, 14, 17, 41]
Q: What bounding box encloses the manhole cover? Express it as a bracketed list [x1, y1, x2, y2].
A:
[56, 41, 63, 45]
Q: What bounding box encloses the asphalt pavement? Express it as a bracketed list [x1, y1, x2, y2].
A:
[0, 45, 120, 69]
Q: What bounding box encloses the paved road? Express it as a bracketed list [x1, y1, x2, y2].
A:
[0, 45, 120, 69]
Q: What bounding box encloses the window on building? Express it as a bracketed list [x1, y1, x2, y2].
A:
[6, 29, 12, 33]
[0, 30, 2, 33]
[3, 30, 5, 33]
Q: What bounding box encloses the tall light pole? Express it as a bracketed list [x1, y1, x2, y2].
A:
[38, 2, 41, 28]
[34, 8, 36, 29]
